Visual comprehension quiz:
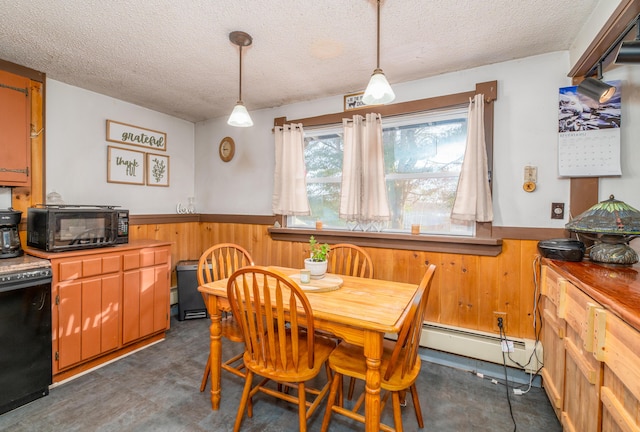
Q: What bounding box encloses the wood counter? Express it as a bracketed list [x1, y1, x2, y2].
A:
[541, 258, 640, 432]
[544, 258, 640, 332]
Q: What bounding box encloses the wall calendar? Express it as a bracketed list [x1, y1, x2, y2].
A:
[557, 81, 621, 177]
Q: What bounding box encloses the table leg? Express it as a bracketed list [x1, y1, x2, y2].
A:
[206, 294, 222, 410]
[363, 330, 383, 432]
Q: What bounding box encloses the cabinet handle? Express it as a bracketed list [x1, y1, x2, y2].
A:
[593, 308, 607, 362]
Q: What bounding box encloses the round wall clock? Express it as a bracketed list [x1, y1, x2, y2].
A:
[219, 137, 235, 162]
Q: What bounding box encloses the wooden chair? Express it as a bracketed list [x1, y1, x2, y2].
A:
[328, 243, 374, 400]
[320, 264, 437, 432]
[227, 266, 335, 432]
[328, 243, 374, 279]
[198, 243, 254, 392]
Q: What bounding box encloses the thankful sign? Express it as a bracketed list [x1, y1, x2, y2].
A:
[106, 120, 167, 151]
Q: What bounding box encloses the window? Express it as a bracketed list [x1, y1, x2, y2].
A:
[288, 107, 474, 236]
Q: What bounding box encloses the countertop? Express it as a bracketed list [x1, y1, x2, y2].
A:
[544, 258, 640, 332]
[0, 253, 51, 274]
[24, 239, 173, 260]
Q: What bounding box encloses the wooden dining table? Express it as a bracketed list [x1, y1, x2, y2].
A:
[198, 266, 421, 432]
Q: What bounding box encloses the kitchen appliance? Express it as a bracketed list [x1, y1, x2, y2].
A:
[26, 205, 129, 252]
[537, 238, 585, 262]
[0, 209, 24, 258]
[0, 255, 52, 415]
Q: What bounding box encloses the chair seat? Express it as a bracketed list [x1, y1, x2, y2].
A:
[244, 333, 336, 383]
[329, 340, 421, 391]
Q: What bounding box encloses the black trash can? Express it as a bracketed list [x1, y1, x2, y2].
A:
[176, 260, 208, 321]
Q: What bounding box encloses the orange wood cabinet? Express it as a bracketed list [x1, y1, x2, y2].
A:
[30, 240, 172, 382]
[541, 261, 640, 432]
[122, 247, 171, 345]
[0, 69, 31, 186]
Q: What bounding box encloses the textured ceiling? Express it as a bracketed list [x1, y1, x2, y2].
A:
[0, 0, 600, 123]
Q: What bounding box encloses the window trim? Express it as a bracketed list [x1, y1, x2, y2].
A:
[271, 80, 499, 255]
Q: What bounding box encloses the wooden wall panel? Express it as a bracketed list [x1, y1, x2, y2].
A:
[130, 220, 540, 340]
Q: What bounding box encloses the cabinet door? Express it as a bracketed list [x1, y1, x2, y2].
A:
[0, 70, 30, 186]
[57, 281, 82, 370]
[600, 313, 640, 432]
[540, 266, 566, 419]
[562, 283, 603, 432]
[152, 265, 170, 333]
[122, 269, 141, 345]
[122, 259, 170, 345]
[56, 274, 121, 370]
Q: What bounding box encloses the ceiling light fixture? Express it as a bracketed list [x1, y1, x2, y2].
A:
[362, 0, 395, 105]
[227, 31, 253, 128]
[576, 63, 615, 104]
[615, 19, 640, 63]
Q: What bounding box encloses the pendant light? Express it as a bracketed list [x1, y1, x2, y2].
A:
[227, 31, 253, 127]
[362, 0, 395, 105]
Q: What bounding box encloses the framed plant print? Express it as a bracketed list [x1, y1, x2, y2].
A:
[146, 153, 170, 187]
[107, 146, 145, 185]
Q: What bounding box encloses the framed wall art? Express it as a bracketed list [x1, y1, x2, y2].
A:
[106, 119, 167, 151]
[146, 153, 170, 187]
[344, 92, 366, 111]
[107, 146, 145, 185]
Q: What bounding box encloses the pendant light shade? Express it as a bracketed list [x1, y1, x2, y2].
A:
[227, 31, 253, 128]
[362, 0, 395, 105]
[363, 68, 395, 105]
[228, 101, 253, 127]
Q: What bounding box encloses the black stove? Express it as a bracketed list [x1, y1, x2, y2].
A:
[0, 254, 52, 415]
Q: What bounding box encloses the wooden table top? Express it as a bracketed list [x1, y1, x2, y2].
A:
[544, 258, 640, 332]
[199, 266, 419, 334]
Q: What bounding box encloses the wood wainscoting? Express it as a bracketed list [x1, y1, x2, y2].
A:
[129, 218, 541, 340]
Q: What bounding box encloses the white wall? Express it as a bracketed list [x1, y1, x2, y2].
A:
[195, 51, 581, 228]
[46, 80, 195, 214]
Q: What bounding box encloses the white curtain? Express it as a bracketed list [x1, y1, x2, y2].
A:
[451, 94, 494, 222]
[272, 123, 311, 215]
[339, 113, 390, 228]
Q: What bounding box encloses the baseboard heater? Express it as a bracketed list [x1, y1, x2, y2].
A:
[417, 322, 542, 373]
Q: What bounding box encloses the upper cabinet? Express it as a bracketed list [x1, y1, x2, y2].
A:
[0, 69, 31, 186]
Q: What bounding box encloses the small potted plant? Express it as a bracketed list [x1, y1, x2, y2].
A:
[304, 235, 330, 279]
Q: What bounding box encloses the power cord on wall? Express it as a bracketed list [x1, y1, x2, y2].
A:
[498, 317, 517, 432]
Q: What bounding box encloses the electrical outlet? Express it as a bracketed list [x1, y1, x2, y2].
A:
[551, 203, 565, 219]
[492, 311, 507, 332]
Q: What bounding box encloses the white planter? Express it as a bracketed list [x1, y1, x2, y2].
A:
[304, 258, 327, 279]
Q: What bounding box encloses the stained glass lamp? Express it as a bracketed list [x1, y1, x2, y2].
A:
[565, 195, 640, 265]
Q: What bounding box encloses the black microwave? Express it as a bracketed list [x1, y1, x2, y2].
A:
[27, 205, 129, 252]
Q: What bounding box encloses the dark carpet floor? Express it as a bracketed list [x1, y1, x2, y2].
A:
[0, 316, 561, 431]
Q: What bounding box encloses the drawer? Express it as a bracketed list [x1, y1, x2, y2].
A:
[58, 254, 122, 281]
[123, 247, 169, 270]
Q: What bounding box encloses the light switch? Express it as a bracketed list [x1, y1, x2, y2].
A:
[524, 166, 537, 183]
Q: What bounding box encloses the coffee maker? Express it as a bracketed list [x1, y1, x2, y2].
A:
[0, 209, 23, 258]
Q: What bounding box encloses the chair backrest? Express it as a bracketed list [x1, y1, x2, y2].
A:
[328, 243, 374, 279]
[197, 243, 254, 286]
[383, 264, 436, 382]
[227, 266, 316, 372]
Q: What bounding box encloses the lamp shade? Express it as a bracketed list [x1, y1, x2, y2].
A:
[576, 77, 616, 104]
[362, 69, 395, 105]
[566, 195, 640, 265]
[615, 40, 640, 63]
[227, 102, 253, 127]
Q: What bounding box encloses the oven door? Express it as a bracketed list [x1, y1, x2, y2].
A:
[0, 272, 52, 414]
